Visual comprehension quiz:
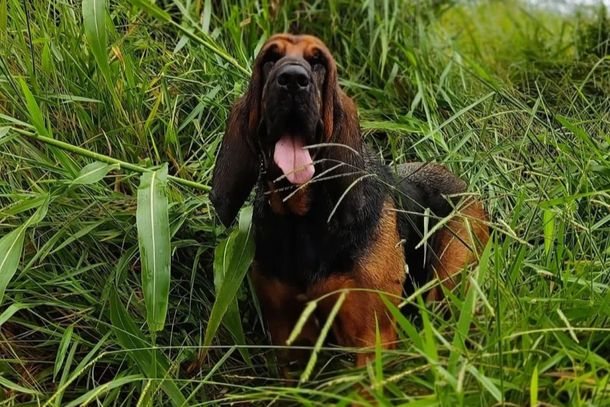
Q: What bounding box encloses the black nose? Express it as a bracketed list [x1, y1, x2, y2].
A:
[276, 64, 310, 91]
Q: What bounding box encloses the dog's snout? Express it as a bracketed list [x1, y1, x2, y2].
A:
[276, 64, 310, 91]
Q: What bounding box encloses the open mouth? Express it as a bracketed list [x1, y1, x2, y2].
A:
[273, 134, 315, 185]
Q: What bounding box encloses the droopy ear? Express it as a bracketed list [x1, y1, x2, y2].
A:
[321, 47, 339, 141]
[319, 47, 362, 153]
[210, 62, 264, 227]
[317, 47, 367, 217]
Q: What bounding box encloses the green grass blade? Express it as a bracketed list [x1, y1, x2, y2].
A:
[448, 280, 477, 374]
[201, 207, 254, 359]
[466, 364, 502, 402]
[380, 294, 424, 350]
[64, 375, 144, 407]
[126, 0, 171, 22]
[0, 196, 49, 304]
[55, 341, 79, 407]
[82, 0, 111, 84]
[0, 302, 34, 327]
[0, 126, 9, 141]
[0, 376, 42, 396]
[137, 164, 171, 332]
[530, 364, 539, 407]
[70, 161, 118, 185]
[0, 0, 6, 35]
[45, 333, 111, 407]
[374, 316, 384, 393]
[449, 239, 493, 374]
[287, 301, 317, 345]
[213, 230, 251, 364]
[543, 209, 556, 256]
[17, 81, 78, 174]
[109, 290, 186, 406]
[418, 296, 438, 364]
[300, 291, 347, 384]
[0, 225, 27, 306]
[18, 77, 48, 137]
[2, 193, 50, 218]
[53, 324, 75, 381]
[556, 115, 603, 159]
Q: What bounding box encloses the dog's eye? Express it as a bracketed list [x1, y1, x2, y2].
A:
[263, 60, 275, 77]
[262, 49, 282, 78]
[263, 47, 282, 64]
[308, 50, 324, 68]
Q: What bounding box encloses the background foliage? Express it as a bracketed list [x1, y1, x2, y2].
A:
[0, 0, 609, 405]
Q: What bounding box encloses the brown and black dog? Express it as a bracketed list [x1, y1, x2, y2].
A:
[210, 34, 489, 368]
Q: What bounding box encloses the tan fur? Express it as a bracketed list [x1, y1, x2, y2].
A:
[427, 198, 490, 301]
[396, 162, 489, 301]
[266, 182, 286, 215]
[266, 182, 311, 216]
[354, 201, 406, 294]
[307, 200, 405, 366]
[250, 265, 319, 371]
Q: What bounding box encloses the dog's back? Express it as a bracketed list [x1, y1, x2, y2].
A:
[392, 162, 488, 301]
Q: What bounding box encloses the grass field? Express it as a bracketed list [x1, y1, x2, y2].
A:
[1, 0, 609, 405]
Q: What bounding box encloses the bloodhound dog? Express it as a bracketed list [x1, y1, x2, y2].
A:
[210, 34, 489, 368]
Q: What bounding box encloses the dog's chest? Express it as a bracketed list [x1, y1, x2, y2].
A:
[252, 174, 390, 288]
[252, 188, 372, 288]
[252, 204, 351, 288]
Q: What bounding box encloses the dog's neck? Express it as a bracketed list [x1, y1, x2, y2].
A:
[258, 92, 368, 219]
[258, 151, 373, 223]
[264, 180, 311, 216]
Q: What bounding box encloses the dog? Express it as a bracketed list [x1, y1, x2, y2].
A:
[210, 34, 489, 368]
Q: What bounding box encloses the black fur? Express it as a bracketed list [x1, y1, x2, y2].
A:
[395, 176, 455, 294]
[253, 154, 386, 289]
[252, 150, 455, 294]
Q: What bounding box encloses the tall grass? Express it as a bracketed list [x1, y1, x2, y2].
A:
[0, 0, 609, 405]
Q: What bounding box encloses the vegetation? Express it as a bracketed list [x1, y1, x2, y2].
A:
[1, 0, 609, 405]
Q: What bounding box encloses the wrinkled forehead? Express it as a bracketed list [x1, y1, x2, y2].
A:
[261, 34, 330, 59]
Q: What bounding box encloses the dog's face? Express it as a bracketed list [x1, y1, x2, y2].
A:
[260, 35, 327, 137]
[257, 35, 337, 185]
[211, 34, 347, 227]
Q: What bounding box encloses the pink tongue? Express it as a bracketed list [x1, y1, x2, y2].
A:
[273, 135, 315, 185]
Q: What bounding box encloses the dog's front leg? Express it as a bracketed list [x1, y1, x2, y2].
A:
[309, 203, 405, 366]
[310, 275, 399, 367]
[250, 265, 320, 375]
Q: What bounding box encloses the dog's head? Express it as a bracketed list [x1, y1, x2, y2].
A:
[211, 34, 360, 227]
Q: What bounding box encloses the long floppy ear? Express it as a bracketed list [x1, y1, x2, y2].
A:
[319, 47, 363, 168]
[321, 47, 338, 142]
[319, 46, 363, 155]
[210, 61, 264, 227]
[318, 47, 368, 218]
